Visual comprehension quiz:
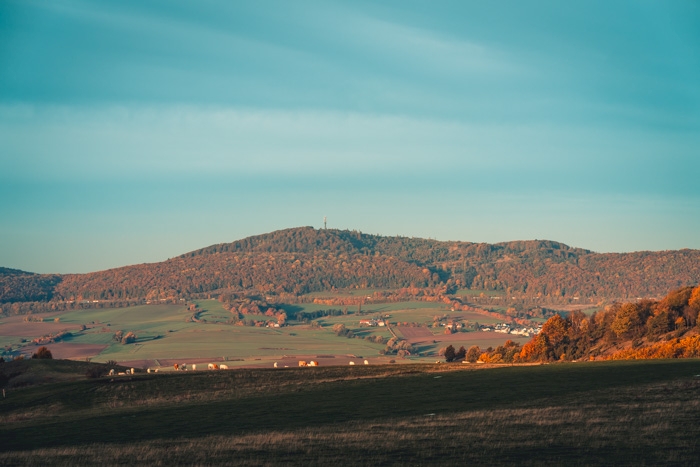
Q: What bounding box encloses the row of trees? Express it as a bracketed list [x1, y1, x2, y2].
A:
[295, 308, 347, 322]
[519, 285, 700, 362]
[0, 299, 152, 316]
[442, 341, 523, 364]
[382, 337, 415, 357]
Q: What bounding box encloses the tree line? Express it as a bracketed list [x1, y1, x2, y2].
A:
[518, 285, 700, 362]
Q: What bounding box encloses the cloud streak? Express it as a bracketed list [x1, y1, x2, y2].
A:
[1, 105, 697, 195]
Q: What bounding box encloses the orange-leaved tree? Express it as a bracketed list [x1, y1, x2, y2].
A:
[31, 346, 52, 359]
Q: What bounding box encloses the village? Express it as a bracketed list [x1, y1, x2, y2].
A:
[358, 315, 542, 337]
[481, 322, 542, 337]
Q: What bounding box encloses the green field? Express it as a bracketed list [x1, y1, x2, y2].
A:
[303, 288, 393, 298]
[456, 288, 505, 297]
[193, 299, 234, 323]
[1, 359, 699, 465]
[288, 300, 500, 326]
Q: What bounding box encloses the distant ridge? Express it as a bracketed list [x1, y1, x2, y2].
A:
[2, 227, 700, 304]
[0, 267, 35, 276]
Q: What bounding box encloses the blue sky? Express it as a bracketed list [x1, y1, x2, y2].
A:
[1, 0, 699, 273]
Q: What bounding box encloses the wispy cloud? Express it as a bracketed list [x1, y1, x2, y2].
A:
[1, 104, 697, 201]
[345, 16, 515, 76]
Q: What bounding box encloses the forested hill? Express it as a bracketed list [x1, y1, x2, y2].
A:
[2, 227, 700, 304]
[0, 267, 35, 276]
[183, 227, 591, 265]
[0, 268, 61, 303]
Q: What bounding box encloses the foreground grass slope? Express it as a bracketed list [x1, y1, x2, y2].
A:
[1, 359, 700, 465]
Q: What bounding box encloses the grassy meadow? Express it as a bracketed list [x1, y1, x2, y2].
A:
[1, 359, 699, 465]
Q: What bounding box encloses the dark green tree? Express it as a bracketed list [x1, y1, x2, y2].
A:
[444, 345, 456, 362]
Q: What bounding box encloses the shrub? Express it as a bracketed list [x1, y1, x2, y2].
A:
[85, 366, 105, 378]
[31, 346, 52, 359]
[121, 332, 137, 344]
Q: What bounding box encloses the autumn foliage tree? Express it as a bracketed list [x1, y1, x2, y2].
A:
[121, 332, 137, 344]
[31, 346, 52, 359]
[332, 323, 353, 338]
[466, 346, 481, 363]
[520, 314, 571, 362]
[611, 302, 648, 338]
[113, 330, 136, 344]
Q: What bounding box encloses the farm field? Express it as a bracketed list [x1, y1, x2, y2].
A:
[285, 299, 451, 318]
[0, 299, 521, 367]
[394, 326, 529, 347]
[1, 359, 699, 465]
[303, 288, 392, 298]
[455, 288, 505, 297]
[288, 300, 502, 328]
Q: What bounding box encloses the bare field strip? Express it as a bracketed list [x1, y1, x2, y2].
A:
[396, 328, 530, 346]
[0, 316, 82, 336]
[395, 326, 433, 340]
[431, 331, 530, 345]
[21, 343, 107, 360]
